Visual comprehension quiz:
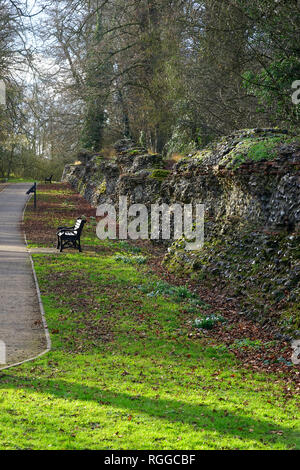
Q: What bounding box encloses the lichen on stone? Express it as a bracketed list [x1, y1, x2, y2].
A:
[97, 180, 107, 195]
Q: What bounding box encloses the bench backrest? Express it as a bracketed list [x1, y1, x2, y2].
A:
[74, 218, 86, 234]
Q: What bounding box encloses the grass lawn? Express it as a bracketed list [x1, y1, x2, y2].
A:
[0, 184, 299, 450]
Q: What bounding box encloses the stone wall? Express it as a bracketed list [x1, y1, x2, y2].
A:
[63, 131, 300, 231]
[62, 130, 300, 335]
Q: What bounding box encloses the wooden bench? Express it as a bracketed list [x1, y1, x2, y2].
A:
[56, 218, 86, 252]
[45, 175, 53, 184]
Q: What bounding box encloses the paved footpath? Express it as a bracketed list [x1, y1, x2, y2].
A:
[0, 184, 47, 367]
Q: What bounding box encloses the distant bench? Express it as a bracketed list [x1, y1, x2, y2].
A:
[45, 175, 53, 184]
[56, 218, 86, 253]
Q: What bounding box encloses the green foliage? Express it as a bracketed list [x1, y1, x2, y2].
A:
[97, 180, 106, 195]
[194, 314, 226, 330]
[118, 241, 142, 254]
[172, 285, 195, 302]
[230, 138, 281, 168]
[243, 58, 300, 125]
[140, 280, 176, 297]
[165, 127, 197, 157]
[247, 140, 278, 161]
[80, 103, 107, 152]
[140, 280, 206, 308]
[217, 133, 296, 169]
[128, 149, 143, 157]
[114, 253, 148, 265]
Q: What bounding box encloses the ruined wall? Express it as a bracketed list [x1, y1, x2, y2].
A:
[62, 130, 300, 334]
[63, 130, 300, 230]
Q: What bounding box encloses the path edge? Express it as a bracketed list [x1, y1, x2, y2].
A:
[0, 192, 51, 371]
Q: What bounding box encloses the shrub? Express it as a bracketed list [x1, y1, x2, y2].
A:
[173, 285, 195, 301]
[114, 254, 147, 265]
[139, 280, 208, 308]
[145, 280, 176, 297]
[128, 149, 144, 157]
[194, 314, 226, 330]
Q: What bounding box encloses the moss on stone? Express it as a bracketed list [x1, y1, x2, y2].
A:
[98, 180, 107, 195]
[220, 135, 295, 169]
[127, 148, 147, 157]
[280, 303, 300, 331]
[149, 169, 170, 180]
[94, 155, 105, 165]
[193, 149, 213, 161]
[181, 128, 299, 170]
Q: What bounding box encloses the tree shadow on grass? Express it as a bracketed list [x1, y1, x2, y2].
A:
[0, 373, 298, 448]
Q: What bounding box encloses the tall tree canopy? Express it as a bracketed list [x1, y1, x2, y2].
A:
[0, 0, 299, 177]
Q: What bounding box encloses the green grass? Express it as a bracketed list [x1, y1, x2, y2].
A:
[0, 185, 299, 450]
[113, 253, 148, 265]
[0, 250, 299, 449]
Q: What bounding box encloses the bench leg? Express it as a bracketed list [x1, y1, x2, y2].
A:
[59, 237, 65, 252]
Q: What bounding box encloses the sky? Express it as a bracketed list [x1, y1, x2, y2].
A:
[14, 1, 60, 85]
